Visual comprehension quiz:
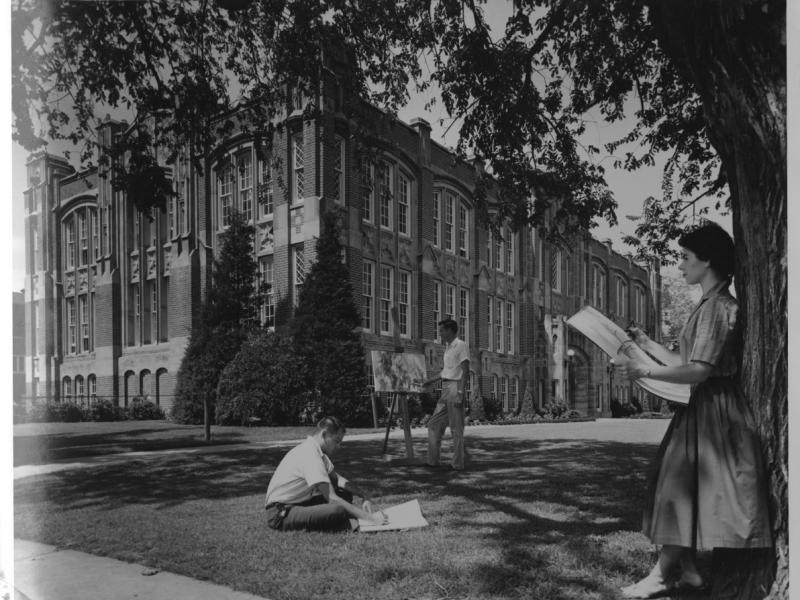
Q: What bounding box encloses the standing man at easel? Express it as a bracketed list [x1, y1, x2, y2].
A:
[423, 318, 470, 471]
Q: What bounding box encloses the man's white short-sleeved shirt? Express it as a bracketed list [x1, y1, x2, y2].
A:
[441, 337, 470, 380]
[265, 436, 333, 506]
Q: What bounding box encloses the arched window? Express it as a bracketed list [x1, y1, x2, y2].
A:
[124, 370, 136, 407]
[140, 369, 152, 400]
[75, 375, 84, 404]
[88, 374, 97, 404]
[501, 376, 508, 411]
[491, 374, 498, 400]
[156, 368, 168, 407]
[62, 377, 72, 403]
[511, 377, 519, 411]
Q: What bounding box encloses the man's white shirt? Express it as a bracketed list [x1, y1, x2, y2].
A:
[265, 436, 347, 506]
[441, 337, 469, 381]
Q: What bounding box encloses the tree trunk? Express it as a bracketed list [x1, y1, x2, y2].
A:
[646, 2, 787, 598]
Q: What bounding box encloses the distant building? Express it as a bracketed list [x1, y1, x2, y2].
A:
[13, 291, 25, 403]
[22, 56, 661, 415]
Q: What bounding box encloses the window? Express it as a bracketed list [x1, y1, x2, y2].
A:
[458, 204, 468, 257]
[78, 211, 88, 265]
[66, 298, 76, 354]
[361, 157, 374, 222]
[65, 218, 75, 269]
[491, 374, 498, 400]
[487, 295, 493, 351]
[239, 153, 253, 222]
[362, 261, 374, 331]
[332, 136, 345, 204]
[259, 156, 274, 217]
[92, 212, 99, 261]
[379, 162, 393, 229]
[634, 286, 646, 324]
[495, 299, 504, 352]
[617, 277, 628, 318]
[399, 270, 411, 336]
[551, 249, 562, 292]
[133, 286, 141, 341]
[175, 155, 189, 234]
[102, 207, 110, 255]
[445, 284, 455, 320]
[459, 288, 469, 346]
[259, 256, 275, 328]
[398, 173, 411, 235]
[219, 164, 234, 228]
[294, 246, 305, 304]
[88, 374, 97, 402]
[487, 230, 492, 265]
[593, 264, 606, 309]
[506, 301, 514, 354]
[444, 193, 454, 252]
[75, 375, 84, 402]
[292, 135, 305, 202]
[168, 192, 176, 239]
[433, 281, 441, 338]
[537, 232, 545, 280]
[501, 376, 508, 411]
[494, 231, 502, 270]
[380, 266, 393, 334]
[62, 377, 72, 403]
[505, 227, 514, 274]
[148, 207, 158, 248]
[511, 377, 518, 411]
[79, 295, 90, 352]
[151, 284, 159, 343]
[433, 191, 440, 247]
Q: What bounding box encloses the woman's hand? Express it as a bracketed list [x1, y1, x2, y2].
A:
[617, 359, 650, 382]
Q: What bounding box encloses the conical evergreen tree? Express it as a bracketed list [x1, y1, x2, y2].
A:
[172, 210, 259, 435]
[289, 210, 369, 424]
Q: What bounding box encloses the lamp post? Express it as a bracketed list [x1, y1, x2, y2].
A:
[566, 348, 576, 409]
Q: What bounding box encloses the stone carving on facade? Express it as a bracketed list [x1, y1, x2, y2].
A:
[162, 246, 171, 275]
[477, 266, 491, 292]
[291, 206, 304, 234]
[146, 249, 157, 279]
[78, 269, 88, 294]
[130, 254, 139, 283]
[65, 273, 75, 296]
[445, 255, 456, 279]
[496, 273, 506, 296]
[259, 224, 274, 253]
[398, 245, 412, 269]
[459, 266, 471, 287]
[420, 245, 439, 276]
[380, 244, 394, 264]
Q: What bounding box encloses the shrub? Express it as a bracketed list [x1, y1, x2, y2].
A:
[482, 396, 503, 422]
[215, 330, 309, 426]
[128, 400, 165, 420]
[89, 399, 126, 422]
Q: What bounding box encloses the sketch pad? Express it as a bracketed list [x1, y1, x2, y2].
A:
[566, 306, 690, 404]
[358, 499, 429, 532]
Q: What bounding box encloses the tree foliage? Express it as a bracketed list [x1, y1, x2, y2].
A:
[172, 210, 259, 423]
[289, 210, 369, 425]
[660, 273, 697, 344]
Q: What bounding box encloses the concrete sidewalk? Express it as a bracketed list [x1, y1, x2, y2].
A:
[14, 539, 269, 600]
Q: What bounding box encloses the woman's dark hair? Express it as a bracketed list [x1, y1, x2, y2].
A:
[678, 221, 735, 279]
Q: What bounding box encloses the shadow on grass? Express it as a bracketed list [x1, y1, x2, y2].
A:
[16, 434, 709, 599]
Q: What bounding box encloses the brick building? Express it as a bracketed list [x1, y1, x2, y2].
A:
[22, 70, 662, 415]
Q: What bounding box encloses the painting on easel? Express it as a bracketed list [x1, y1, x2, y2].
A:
[371, 351, 426, 393]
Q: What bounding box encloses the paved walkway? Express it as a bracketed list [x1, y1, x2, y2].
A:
[11, 418, 669, 599]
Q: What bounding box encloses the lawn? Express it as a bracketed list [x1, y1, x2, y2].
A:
[14, 424, 712, 600]
[13, 420, 381, 466]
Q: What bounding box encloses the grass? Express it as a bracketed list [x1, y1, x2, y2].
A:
[14, 425, 713, 600]
[12, 421, 381, 466]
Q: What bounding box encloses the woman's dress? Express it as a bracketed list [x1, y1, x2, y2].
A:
[644, 280, 772, 549]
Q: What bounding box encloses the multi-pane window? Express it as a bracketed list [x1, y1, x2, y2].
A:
[551, 249, 562, 292]
[362, 261, 374, 331]
[92, 213, 99, 261]
[505, 227, 514, 274]
[398, 173, 410, 235]
[219, 165, 234, 227]
[379, 162, 393, 229]
[617, 277, 628, 318]
[633, 285, 646, 324]
[258, 256, 275, 328]
[361, 157, 374, 222]
[494, 231, 502, 270]
[66, 298, 76, 354]
[537, 232, 545, 280]
[134, 286, 141, 340]
[292, 135, 305, 202]
[445, 284, 455, 320]
[176, 156, 189, 234]
[487, 295, 493, 351]
[294, 246, 305, 304]
[102, 207, 110, 254]
[444, 193, 454, 252]
[501, 376, 508, 411]
[399, 270, 411, 336]
[88, 374, 97, 402]
[330, 136, 345, 203]
[491, 374, 498, 400]
[259, 156, 274, 217]
[506, 301, 514, 354]
[380, 266, 393, 334]
[433, 281, 441, 337]
[486, 230, 492, 264]
[458, 204, 468, 257]
[79, 295, 90, 352]
[593, 264, 606, 309]
[459, 288, 469, 346]
[168, 192, 176, 238]
[63, 377, 71, 402]
[511, 377, 518, 411]
[78, 212, 88, 265]
[495, 299, 504, 352]
[151, 284, 159, 343]
[433, 191, 440, 247]
[75, 375, 84, 402]
[239, 153, 253, 222]
[65, 218, 75, 269]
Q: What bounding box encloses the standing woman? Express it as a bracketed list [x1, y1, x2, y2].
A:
[618, 221, 772, 598]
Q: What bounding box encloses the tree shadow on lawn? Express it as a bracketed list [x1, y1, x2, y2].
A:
[16, 435, 705, 599]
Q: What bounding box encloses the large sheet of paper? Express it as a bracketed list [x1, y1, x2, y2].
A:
[358, 499, 429, 533]
[566, 306, 690, 404]
[371, 351, 426, 393]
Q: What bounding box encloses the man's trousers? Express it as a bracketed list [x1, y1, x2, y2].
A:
[426, 380, 465, 470]
[266, 487, 355, 532]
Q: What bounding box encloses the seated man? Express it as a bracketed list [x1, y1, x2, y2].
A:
[264, 416, 387, 532]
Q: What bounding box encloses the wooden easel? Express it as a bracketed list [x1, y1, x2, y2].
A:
[379, 308, 420, 464]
